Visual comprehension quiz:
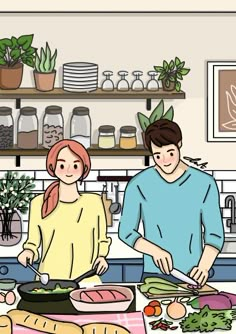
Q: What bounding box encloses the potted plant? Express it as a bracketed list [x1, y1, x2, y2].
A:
[137, 99, 174, 147]
[154, 57, 190, 92]
[0, 34, 36, 89]
[34, 42, 57, 92]
[0, 171, 35, 246]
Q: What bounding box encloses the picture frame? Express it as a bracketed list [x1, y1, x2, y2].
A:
[207, 61, 236, 142]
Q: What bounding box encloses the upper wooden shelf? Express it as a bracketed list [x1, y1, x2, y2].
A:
[0, 88, 186, 110]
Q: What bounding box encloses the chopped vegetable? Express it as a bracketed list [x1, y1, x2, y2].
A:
[149, 318, 177, 331]
[180, 305, 236, 332]
[161, 299, 172, 305]
[140, 277, 190, 295]
[166, 298, 187, 320]
[187, 294, 232, 310]
[179, 297, 191, 303]
[187, 284, 202, 290]
[30, 284, 74, 294]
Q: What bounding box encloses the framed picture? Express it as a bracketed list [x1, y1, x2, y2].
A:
[207, 61, 236, 142]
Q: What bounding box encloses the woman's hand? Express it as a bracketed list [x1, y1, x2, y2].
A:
[189, 266, 209, 286]
[17, 249, 34, 267]
[93, 257, 108, 275]
[152, 246, 173, 275]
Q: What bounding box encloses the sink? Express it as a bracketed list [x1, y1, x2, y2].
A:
[221, 233, 236, 253]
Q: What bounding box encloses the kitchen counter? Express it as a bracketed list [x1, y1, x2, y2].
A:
[1, 282, 236, 333]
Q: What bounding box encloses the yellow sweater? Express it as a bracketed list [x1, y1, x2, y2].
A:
[23, 193, 112, 283]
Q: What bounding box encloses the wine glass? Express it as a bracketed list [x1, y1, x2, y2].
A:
[131, 71, 144, 91]
[147, 71, 159, 91]
[117, 71, 129, 91]
[101, 71, 114, 91]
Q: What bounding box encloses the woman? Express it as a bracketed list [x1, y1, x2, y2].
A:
[18, 140, 111, 283]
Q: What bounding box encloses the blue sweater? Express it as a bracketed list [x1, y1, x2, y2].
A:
[118, 166, 224, 274]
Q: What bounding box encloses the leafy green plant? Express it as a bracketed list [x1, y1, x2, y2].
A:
[137, 99, 174, 132]
[0, 34, 36, 68]
[154, 57, 190, 92]
[0, 171, 35, 241]
[35, 42, 57, 73]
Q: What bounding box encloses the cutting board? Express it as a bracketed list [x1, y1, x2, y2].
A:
[101, 192, 112, 226]
[138, 283, 218, 299]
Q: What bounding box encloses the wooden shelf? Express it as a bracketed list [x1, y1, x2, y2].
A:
[0, 87, 186, 110]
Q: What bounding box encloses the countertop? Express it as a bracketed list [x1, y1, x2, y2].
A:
[1, 282, 236, 333]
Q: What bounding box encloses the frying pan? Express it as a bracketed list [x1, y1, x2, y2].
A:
[17, 267, 98, 302]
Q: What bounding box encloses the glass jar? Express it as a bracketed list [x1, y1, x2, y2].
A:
[119, 126, 137, 149]
[98, 125, 115, 149]
[17, 106, 38, 149]
[43, 105, 64, 149]
[0, 107, 14, 149]
[70, 107, 91, 149]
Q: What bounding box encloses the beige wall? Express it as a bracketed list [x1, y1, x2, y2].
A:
[0, 13, 236, 170]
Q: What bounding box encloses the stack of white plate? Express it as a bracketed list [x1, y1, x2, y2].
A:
[63, 62, 98, 92]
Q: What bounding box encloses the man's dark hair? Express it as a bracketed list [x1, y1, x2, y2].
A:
[145, 119, 182, 152]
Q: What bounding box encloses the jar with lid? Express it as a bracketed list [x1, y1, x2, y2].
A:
[17, 106, 38, 149]
[98, 125, 116, 149]
[70, 107, 91, 149]
[43, 105, 64, 149]
[119, 126, 137, 149]
[0, 107, 14, 149]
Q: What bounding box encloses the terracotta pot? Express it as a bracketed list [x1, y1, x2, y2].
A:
[162, 79, 176, 91]
[0, 63, 23, 89]
[34, 70, 56, 92]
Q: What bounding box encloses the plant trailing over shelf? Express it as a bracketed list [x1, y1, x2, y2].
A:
[154, 57, 190, 92]
[34, 42, 57, 92]
[137, 99, 174, 133]
[0, 34, 36, 89]
[0, 171, 35, 244]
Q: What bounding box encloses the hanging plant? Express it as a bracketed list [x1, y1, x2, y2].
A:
[0, 171, 35, 243]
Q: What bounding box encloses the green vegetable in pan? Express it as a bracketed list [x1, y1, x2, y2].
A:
[30, 284, 74, 294]
[180, 305, 236, 332]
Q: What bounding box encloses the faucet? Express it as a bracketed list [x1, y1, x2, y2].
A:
[225, 195, 236, 232]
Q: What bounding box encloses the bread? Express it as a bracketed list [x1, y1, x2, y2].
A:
[82, 323, 130, 334]
[7, 310, 83, 334]
[0, 315, 12, 334]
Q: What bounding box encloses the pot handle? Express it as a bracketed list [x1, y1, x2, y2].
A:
[74, 267, 98, 285]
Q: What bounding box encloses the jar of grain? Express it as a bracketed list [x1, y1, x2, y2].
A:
[0, 107, 14, 149]
[17, 107, 38, 149]
[98, 125, 115, 149]
[70, 106, 91, 149]
[119, 126, 137, 149]
[43, 105, 64, 149]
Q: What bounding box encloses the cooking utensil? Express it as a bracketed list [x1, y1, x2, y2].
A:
[27, 263, 49, 285]
[109, 184, 121, 215]
[138, 283, 218, 299]
[0, 279, 16, 291]
[101, 184, 112, 226]
[17, 267, 98, 302]
[170, 268, 198, 286]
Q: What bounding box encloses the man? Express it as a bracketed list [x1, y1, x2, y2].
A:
[118, 119, 224, 285]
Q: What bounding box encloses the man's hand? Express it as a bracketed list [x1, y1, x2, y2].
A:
[152, 247, 173, 275]
[93, 257, 108, 275]
[189, 266, 209, 286]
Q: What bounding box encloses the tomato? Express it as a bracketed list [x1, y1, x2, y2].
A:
[149, 300, 161, 307]
[143, 305, 155, 316]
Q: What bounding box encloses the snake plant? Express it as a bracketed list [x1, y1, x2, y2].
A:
[34, 42, 57, 73]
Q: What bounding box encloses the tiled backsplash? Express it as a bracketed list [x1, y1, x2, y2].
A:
[0, 169, 235, 234]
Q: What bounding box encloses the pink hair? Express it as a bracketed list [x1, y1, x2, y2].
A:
[42, 140, 91, 219]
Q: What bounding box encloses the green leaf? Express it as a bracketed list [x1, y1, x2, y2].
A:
[175, 81, 181, 92]
[175, 57, 181, 66]
[165, 79, 170, 88]
[17, 34, 34, 51]
[137, 112, 150, 132]
[39, 47, 46, 72]
[163, 60, 169, 70]
[49, 49, 57, 72]
[44, 42, 51, 72]
[25, 47, 36, 56]
[34, 52, 40, 72]
[154, 66, 163, 72]
[11, 37, 18, 49]
[10, 49, 21, 61]
[162, 106, 174, 121]
[22, 56, 34, 68]
[169, 75, 176, 82]
[150, 100, 164, 123]
[158, 72, 167, 80]
[0, 58, 6, 65]
[0, 38, 12, 51]
[169, 60, 175, 70]
[176, 72, 183, 80]
[178, 61, 185, 69]
[180, 68, 190, 75]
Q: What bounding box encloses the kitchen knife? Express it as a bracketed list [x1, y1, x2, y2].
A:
[170, 268, 198, 285]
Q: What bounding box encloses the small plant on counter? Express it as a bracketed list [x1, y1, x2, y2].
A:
[154, 57, 190, 92]
[0, 34, 36, 89]
[34, 42, 57, 92]
[0, 171, 35, 244]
